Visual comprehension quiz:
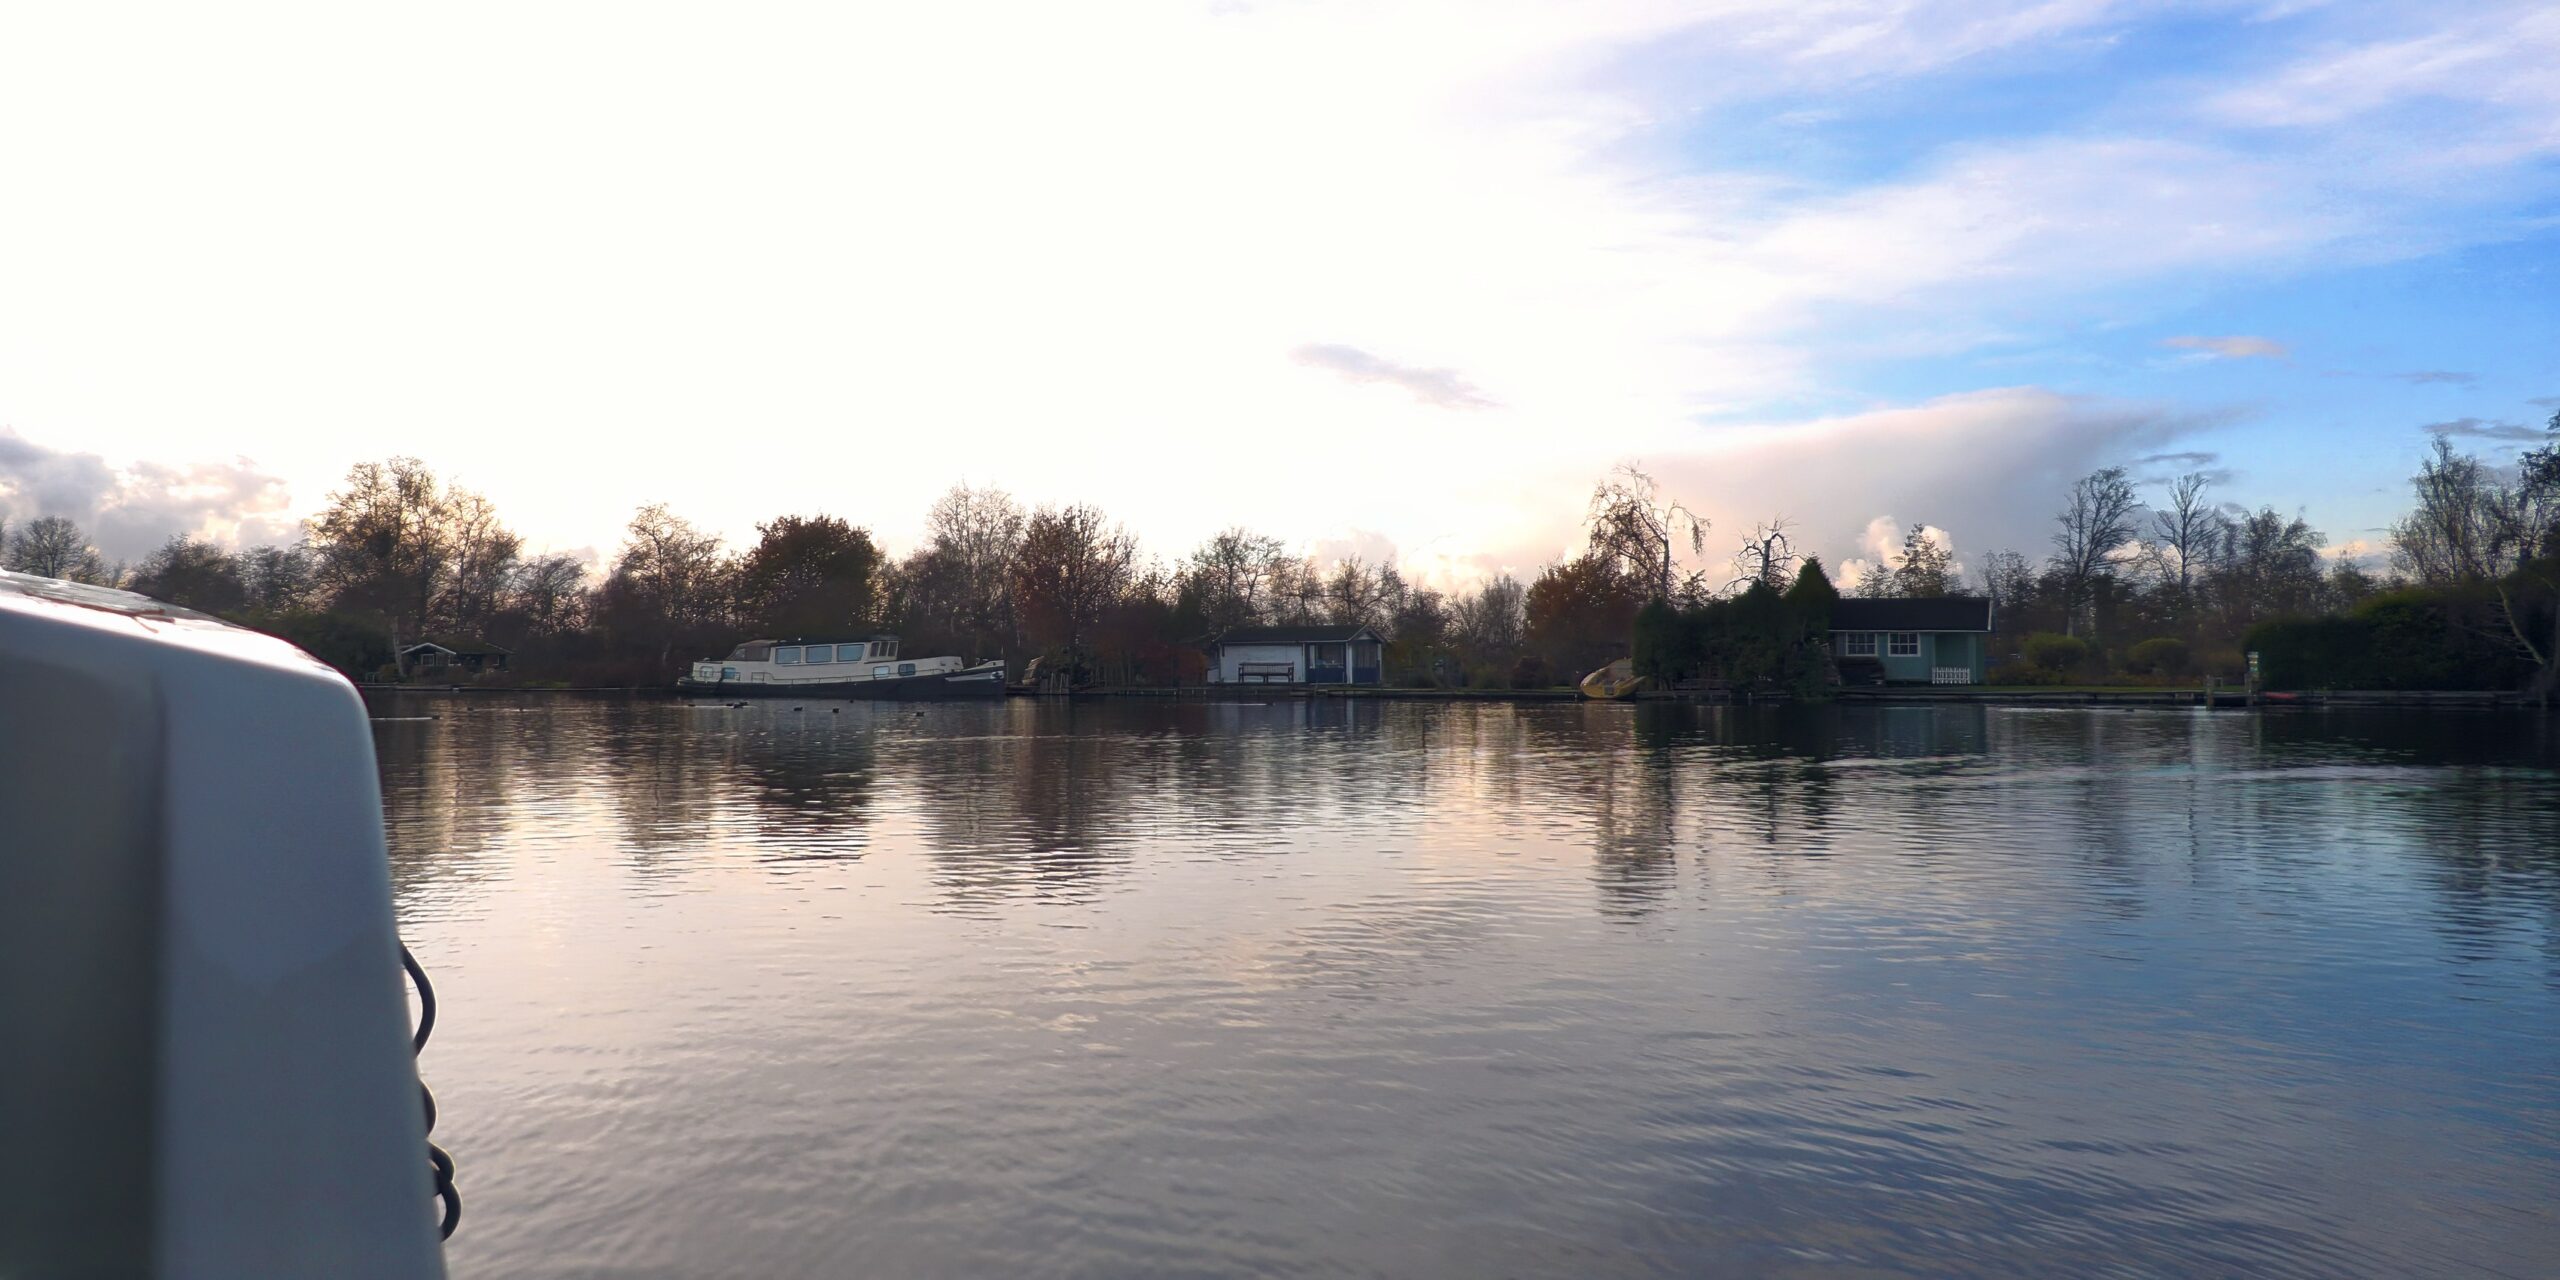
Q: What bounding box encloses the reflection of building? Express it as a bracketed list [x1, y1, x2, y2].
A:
[1831, 598, 1991, 685]
[1206, 625, 1384, 685]
[399, 638, 511, 674]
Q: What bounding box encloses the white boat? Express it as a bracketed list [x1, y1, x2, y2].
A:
[680, 634, 1006, 700]
[0, 568, 450, 1277]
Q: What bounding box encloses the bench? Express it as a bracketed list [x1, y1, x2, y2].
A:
[1237, 662, 1296, 683]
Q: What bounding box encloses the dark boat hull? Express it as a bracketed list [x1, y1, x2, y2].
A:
[679, 666, 1006, 701]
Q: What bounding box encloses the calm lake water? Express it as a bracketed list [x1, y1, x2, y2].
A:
[371, 696, 2560, 1279]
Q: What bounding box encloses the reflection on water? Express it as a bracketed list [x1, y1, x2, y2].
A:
[373, 697, 2560, 1278]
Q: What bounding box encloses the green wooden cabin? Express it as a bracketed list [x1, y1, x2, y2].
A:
[1830, 597, 1993, 685]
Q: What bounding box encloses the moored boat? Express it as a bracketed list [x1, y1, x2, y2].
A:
[680, 635, 1005, 700]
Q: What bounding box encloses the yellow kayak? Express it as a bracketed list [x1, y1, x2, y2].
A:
[1579, 658, 1647, 700]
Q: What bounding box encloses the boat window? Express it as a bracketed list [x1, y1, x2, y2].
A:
[899, 663, 916, 677]
[874, 665, 892, 679]
[837, 645, 863, 662]
[803, 646, 831, 664]
[867, 641, 884, 657]
[1888, 632, 1920, 657]
[722, 667, 738, 680]
[775, 646, 802, 664]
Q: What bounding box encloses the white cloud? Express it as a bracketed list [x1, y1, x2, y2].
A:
[1640, 386, 2219, 580]
[1291, 345, 1496, 410]
[2162, 335, 2289, 360]
[1837, 516, 1963, 591]
[2205, 5, 2560, 135]
[0, 429, 294, 559]
[0, 2, 2546, 568]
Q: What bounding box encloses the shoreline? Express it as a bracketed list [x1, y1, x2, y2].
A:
[360, 682, 2544, 709]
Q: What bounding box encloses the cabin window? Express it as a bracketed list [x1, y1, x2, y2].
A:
[868, 641, 886, 657]
[874, 665, 892, 679]
[1842, 632, 1877, 657]
[722, 667, 739, 679]
[899, 663, 916, 677]
[775, 646, 802, 664]
[1888, 632, 1921, 657]
[803, 646, 831, 664]
[837, 645, 863, 662]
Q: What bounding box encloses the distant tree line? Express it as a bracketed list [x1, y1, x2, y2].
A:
[7, 411, 2554, 697]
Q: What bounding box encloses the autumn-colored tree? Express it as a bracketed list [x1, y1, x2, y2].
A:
[735, 514, 880, 638]
[1524, 552, 1644, 680]
[1010, 504, 1137, 666]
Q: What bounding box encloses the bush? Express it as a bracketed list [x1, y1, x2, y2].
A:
[1988, 659, 2068, 686]
[1509, 654, 1551, 689]
[2126, 637, 2189, 676]
[2245, 588, 2537, 691]
[2023, 632, 2088, 673]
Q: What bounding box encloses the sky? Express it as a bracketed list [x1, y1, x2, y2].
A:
[1, 1, 2553, 588]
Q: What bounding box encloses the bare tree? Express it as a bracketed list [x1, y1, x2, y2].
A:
[1265, 554, 1330, 625]
[307, 457, 512, 648]
[922, 484, 1025, 650]
[1186, 526, 1287, 630]
[1450, 574, 1525, 661]
[1586, 464, 1708, 601]
[612, 504, 729, 621]
[240, 543, 319, 612]
[438, 489, 524, 636]
[1730, 518, 1799, 593]
[2392, 438, 2502, 585]
[2048, 467, 2143, 636]
[4, 515, 110, 583]
[2215, 508, 2325, 628]
[1978, 549, 2033, 624]
[2146, 472, 2231, 618]
[508, 553, 591, 635]
[2396, 423, 2560, 699]
[1324, 556, 1390, 627]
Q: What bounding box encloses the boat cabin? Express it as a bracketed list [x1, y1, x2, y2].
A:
[726, 636, 901, 667]
[690, 635, 979, 687]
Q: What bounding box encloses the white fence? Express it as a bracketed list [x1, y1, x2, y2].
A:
[1931, 667, 1973, 685]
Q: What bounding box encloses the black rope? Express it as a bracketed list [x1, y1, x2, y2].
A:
[401, 943, 462, 1240]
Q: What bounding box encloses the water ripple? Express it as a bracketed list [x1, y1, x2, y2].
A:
[370, 696, 2560, 1278]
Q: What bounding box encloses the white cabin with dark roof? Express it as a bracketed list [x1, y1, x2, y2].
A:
[1206, 624, 1385, 685]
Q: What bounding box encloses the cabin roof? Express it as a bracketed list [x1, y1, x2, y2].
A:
[1829, 597, 1993, 633]
[403, 637, 512, 656]
[1210, 624, 1382, 646]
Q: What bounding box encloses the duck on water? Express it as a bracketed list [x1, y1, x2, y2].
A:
[680, 634, 1006, 700]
